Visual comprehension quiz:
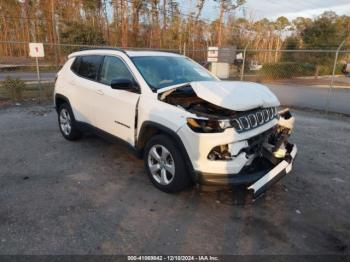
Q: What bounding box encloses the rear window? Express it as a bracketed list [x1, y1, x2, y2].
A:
[71, 55, 103, 80]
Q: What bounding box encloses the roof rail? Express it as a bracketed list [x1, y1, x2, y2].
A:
[79, 47, 127, 54]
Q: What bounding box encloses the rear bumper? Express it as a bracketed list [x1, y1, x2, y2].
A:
[197, 143, 297, 198]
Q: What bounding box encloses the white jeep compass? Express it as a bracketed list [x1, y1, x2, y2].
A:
[54, 48, 297, 197]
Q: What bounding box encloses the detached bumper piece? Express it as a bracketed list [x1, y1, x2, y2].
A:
[248, 109, 297, 198]
[247, 143, 297, 198]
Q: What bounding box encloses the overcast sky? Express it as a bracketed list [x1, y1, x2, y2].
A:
[181, 0, 350, 21]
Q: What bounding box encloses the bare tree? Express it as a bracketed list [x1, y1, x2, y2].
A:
[214, 0, 245, 47]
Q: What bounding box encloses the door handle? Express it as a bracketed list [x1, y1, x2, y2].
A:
[96, 89, 104, 95]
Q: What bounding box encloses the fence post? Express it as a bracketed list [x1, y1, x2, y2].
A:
[35, 57, 42, 103]
[240, 43, 249, 81]
[326, 39, 346, 114]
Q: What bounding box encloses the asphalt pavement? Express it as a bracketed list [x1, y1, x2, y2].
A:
[0, 104, 349, 254]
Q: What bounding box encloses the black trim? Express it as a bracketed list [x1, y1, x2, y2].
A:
[75, 121, 136, 152]
[69, 55, 104, 83]
[134, 97, 140, 143]
[64, 119, 193, 178]
[137, 121, 197, 181]
[70, 56, 81, 74]
[73, 55, 104, 81]
[198, 170, 267, 186]
[54, 94, 71, 112]
[97, 56, 104, 80]
[70, 55, 141, 94]
[198, 163, 288, 198]
[197, 157, 274, 186]
[114, 120, 130, 129]
[197, 144, 297, 198]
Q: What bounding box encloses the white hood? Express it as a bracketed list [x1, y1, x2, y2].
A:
[158, 81, 280, 111]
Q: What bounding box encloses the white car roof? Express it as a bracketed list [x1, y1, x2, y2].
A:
[68, 49, 182, 59]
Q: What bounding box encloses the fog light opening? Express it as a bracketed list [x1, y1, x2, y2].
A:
[208, 144, 232, 160]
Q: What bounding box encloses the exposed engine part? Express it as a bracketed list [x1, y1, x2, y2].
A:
[269, 108, 295, 159]
[160, 84, 295, 163]
[277, 108, 295, 132]
[207, 128, 274, 161]
[246, 128, 274, 155]
[160, 85, 278, 134]
[274, 143, 287, 158]
[160, 87, 237, 118]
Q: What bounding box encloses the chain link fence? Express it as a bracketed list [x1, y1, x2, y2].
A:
[1, 41, 350, 114]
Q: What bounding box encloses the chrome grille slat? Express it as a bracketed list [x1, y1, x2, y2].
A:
[230, 107, 277, 133]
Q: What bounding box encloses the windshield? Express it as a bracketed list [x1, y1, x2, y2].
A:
[131, 56, 216, 90]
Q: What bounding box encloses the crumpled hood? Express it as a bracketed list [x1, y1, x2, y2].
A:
[190, 81, 280, 111]
[158, 81, 280, 111]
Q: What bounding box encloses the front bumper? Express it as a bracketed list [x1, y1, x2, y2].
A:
[197, 143, 297, 198]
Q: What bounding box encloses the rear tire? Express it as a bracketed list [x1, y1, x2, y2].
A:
[58, 103, 82, 141]
[144, 134, 191, 193]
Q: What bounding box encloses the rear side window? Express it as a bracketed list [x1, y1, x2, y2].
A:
[71, 55, 103, 80]
[71, 57, 81, 74]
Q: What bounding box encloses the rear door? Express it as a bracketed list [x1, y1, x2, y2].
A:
[92, 55, 140, 145]
[69, 55, 104, 124]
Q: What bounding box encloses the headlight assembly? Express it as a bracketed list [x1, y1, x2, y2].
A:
[187, 118, 230, 133]
[187, 107, 278, 133]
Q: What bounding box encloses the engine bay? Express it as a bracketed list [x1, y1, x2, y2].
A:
[160, 86, 238, 118]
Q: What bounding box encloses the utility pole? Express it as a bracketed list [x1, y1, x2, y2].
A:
[51, 0, 58, 66]
[241, 43, 249, 81]
[326, 39, 346, 114]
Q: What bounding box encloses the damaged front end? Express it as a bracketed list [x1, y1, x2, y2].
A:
[191, 107, 297, 199]
[158, 82, 297, 198]
[199, 108, 297, 199]
[247, 109, 297, 198]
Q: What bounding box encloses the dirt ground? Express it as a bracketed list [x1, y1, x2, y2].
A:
[0, 103, 349, 255]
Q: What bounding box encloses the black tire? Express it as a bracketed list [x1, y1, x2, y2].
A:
[144, 134, 191, 193]
[58, 103, 82, 141]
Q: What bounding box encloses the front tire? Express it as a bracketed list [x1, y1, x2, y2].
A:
[58, 103, 82, 141]
[144, 134, 191, 193]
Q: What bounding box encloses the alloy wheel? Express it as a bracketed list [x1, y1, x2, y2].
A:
[59, 108, 72, 136]
[147, 144, 175, 185]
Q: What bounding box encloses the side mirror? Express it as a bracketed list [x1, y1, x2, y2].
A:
[110, 78, 139, 92]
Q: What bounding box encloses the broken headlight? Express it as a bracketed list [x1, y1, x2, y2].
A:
[186, 107, 278, 133]
[187, 118, 231, 133]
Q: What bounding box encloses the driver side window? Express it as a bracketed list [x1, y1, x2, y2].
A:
[99, 56, 135, 86]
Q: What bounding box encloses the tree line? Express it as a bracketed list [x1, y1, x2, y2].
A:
[0, 0, 349, 64]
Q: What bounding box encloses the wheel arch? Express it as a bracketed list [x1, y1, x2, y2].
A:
[136, 121, 197, 182]
[55, 94, 71, 113]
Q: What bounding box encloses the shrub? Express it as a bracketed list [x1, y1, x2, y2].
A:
[1, 76, 26, 101]
[259, 62, 344, 80]
[259, 62, 315, 80]
[317, 64, 343, 75]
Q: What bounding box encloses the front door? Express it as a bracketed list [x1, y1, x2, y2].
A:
[92, 56, 140, 146]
